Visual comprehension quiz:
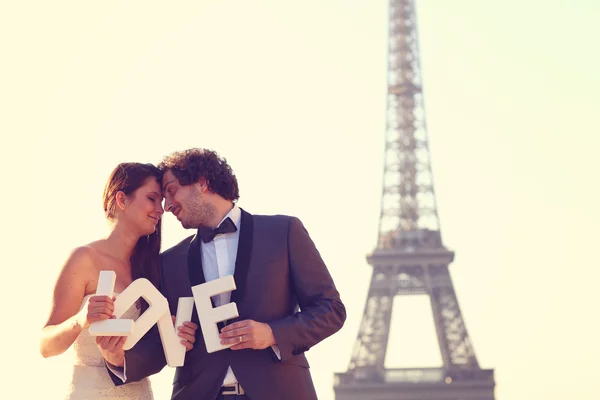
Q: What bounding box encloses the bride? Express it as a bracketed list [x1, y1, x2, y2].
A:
[39, 162, 198, 399]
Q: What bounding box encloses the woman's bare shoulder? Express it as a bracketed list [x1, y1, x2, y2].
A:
[59, 242, 107, 281]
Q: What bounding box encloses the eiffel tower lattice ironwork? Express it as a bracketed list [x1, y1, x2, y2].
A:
[333, 0, 495, 399]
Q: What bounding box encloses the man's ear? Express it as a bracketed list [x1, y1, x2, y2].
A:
[196, 179, 209, 193]
[116, 191, 128, 211]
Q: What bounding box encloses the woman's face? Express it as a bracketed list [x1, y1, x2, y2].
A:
[121, 178, 164, 236]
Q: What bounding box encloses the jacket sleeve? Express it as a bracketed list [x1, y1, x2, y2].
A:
[268, 217, 346, 360]
[107, 324, 167, 385]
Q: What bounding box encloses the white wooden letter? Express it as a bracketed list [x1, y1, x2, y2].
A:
[88, 271, 134, 336]
[191, 275, 239, 354]
[163, 296, 195, 367]
[88, 271, 194, 367]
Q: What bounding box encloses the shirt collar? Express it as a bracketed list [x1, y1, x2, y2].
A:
[218, 203, 241, 230]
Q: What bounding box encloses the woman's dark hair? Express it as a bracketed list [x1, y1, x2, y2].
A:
[102, 162, 162, 300]
[158, 148, 239, 201]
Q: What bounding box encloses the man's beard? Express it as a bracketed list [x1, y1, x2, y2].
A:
[182, 193, 216, 229]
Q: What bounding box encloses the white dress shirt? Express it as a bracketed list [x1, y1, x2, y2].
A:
[201, 204, 280, 386]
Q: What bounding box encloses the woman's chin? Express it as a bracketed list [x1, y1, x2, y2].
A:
[141, 225, 158, 237]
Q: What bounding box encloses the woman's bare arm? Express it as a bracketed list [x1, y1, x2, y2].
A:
[40, 247, 98, 358]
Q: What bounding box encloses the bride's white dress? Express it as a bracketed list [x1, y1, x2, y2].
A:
[65, 294, 154, 400]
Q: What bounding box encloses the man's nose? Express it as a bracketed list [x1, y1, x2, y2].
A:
[163, 200, 173, 213]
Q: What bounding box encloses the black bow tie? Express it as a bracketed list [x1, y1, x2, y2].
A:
[198, 217, 237, 243]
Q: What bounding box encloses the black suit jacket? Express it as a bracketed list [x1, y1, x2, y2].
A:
[110, 209, 346, 400]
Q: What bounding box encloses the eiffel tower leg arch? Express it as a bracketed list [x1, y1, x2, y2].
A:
[347, 272, 395, 379]
[428, 265, 479, 370]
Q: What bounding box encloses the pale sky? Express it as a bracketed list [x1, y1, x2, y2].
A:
[2, 1, 600, 399]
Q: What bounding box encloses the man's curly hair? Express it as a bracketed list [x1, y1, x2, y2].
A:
[158, 148, 240, 201]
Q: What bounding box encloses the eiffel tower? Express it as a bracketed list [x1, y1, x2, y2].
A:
[333, 1, 495, 399]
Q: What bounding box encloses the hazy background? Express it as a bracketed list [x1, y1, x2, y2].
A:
[2, 1, 600, 399]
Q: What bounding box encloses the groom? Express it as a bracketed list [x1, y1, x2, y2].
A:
[104, 148, 346, 400]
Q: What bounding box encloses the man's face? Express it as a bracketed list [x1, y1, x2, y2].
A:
[162, 169, 215, 229]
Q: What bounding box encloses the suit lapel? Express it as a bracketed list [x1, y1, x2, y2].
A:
[187, 233, 206, 287]
[188, 232, 224, 309]
[230, 208, 254, 311]
[186, 233, 205, 326]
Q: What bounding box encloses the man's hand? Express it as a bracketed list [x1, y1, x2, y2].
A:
[96, 335, 126, 367]
[173, 316, 198, 352]
[219, 319, 276, 350]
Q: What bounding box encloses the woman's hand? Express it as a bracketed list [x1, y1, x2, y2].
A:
[77, 295, 115, 330]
